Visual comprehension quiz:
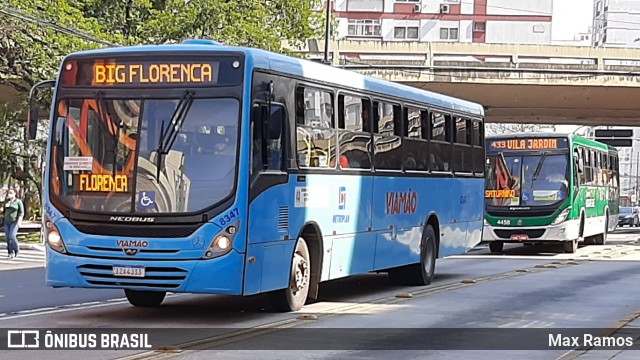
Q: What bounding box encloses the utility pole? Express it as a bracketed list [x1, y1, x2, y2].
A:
[322, 0, 332, 65]
[634, 153, 640, 205]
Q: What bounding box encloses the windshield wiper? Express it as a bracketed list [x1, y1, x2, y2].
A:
[96, 92, 119, 177]
[532, 152, 547, 181]
[155, 91, 194, 181]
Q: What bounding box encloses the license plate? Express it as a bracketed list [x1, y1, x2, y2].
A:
[113, 265, 145, 278]
[510, 234, 529, 241]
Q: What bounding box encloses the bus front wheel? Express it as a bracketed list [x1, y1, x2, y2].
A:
[270, 238, 311, 312]
[563, 240, 577, 253]
[489, 241, 503, 253]
[124, 289, 166, 307]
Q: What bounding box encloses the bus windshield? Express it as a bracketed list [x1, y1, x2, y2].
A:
[49, 96, 239, 214]
[485, 152, 569, 207]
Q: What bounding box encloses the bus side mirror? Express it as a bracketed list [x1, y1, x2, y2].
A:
[26, 80, 55, 141]
[27, 106, 38, 140]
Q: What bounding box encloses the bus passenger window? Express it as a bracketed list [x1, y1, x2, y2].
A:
[295, 87, 336, 169]
[337, 94, 372, 170]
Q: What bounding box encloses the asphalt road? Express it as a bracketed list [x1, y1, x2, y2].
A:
[0, 229, 639, 359]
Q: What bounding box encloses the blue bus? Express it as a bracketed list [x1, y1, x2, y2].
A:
[27, 39, 486, 311]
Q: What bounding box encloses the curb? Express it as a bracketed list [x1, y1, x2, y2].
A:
[0, 242, 45, 251]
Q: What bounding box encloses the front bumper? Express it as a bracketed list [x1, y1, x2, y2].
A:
[482, 218, 580, 243]
[45, 246, 245, 295]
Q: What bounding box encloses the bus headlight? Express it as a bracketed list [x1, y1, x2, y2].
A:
[483, 219, 489, 226]
[45, 215, 67, 254]
[551, 207, 572, 225]
[202, 221, 239, 260]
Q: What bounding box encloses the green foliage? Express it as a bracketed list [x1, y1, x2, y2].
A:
[139, 0, 322, 52]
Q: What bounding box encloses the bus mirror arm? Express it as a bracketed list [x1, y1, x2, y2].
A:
[26, 80, 55, 141]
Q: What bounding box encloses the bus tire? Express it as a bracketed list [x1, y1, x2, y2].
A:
[489, 241, 503, 253]
[388, 225, 437, 286]
[270, 238, 311, 312]
[563, 240, 577, 253]
[124, 289, 166, 307]
[595, 215, 608, 245]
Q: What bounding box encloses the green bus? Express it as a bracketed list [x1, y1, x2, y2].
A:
[483, 133, 620, 253]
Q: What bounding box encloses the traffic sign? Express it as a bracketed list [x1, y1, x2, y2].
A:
[595, 138, 633, 147]
[594, 128, 634, 147]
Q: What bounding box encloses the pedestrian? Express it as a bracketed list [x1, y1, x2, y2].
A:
[3, 188, 24, 259]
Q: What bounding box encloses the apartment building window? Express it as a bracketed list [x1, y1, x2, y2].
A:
[394, 26, 419, 40]
[473, 22, 486, 31]
[347, 0, 383, 12]
[395, 0, 420, 2]
[439, 28, 459, 40]
[348, 19, 382, 37]
[533, 24, 545, 33]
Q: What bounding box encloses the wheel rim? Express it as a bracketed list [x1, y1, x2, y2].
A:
[423, 238, 434, 275]
[291, 252, 309, 296]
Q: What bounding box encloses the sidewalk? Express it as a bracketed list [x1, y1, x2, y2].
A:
[562, 313, 640, 359]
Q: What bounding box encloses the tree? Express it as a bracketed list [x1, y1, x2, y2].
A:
[0, 0, 121, 94]
[0, 103, 47, 218]
[97, 0, 324, 52]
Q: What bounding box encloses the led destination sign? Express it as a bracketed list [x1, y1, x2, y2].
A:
[78, 174, 129, 193]
[93, 63, 215, 85]
[489, 138, 568, 151]
[60, 56, 244, 87]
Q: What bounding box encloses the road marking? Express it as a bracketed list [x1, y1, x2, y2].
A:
[117, 260, 585, 360]
[0, 293, 190, 320]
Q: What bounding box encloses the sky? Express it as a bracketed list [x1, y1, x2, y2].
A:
[553, 0, 595, 133]
[552, 0, 595, 40]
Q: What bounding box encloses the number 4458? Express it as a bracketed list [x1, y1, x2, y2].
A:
[497, 219, 511, 226]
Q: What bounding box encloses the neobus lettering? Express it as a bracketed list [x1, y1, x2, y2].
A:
[94, 63, 213, 84]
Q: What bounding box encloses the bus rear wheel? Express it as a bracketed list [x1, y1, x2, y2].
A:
[270, 238, 311, 312]
[388, 225, 437, 286]
[594, 216, 608, 245]
[124, 289, 166, 307]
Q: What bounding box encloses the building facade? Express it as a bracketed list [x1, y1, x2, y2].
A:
[593, 0, 640, 47]
[331, 0, 553, 44]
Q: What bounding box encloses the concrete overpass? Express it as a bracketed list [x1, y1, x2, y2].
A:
[297, 41, 640, 126]
[5, 41, 640, 126]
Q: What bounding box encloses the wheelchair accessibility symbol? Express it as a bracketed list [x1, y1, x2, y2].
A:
[139, 191, 156, 210]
